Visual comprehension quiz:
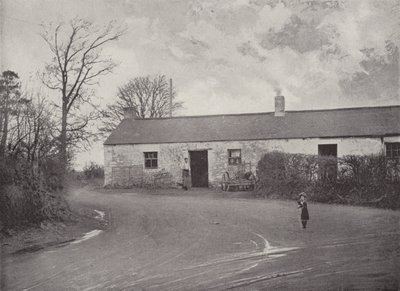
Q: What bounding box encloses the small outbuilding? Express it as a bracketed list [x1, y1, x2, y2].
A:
[103, 96, 400, 188]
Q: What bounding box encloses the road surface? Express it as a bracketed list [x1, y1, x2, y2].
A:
[3, 188, 400, 290]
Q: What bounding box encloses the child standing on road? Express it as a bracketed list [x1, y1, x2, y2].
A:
[297, 192, 309, 229]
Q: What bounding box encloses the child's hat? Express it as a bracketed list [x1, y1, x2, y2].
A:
[299, 192, 307, 198]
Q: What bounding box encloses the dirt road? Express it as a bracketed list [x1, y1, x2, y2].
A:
[3, 188, 400, 290]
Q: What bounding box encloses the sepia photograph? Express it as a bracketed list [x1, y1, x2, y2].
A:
[0, 0, 399, 290]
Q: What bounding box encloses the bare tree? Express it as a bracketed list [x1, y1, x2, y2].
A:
[40, 18, 125, 171]
[99, 75, 183, 135]
[0, 70, 21, 159]
[7, 94, 58, 166]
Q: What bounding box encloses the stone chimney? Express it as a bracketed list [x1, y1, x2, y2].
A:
[274, 94, 285, 117]
[123, 107, 137, 119]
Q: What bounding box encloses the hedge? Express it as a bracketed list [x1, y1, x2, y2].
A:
[0, 158, 71, 229]
[256, 151, 400, 209]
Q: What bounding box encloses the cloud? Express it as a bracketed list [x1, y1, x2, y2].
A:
[4, 0, 399, 115]
[320, 1, 398, 64]
[163, 3, 362, 112]
[6, 0, 396, 167]
[255, 2, 292, 34]
[179, 77, 276, 115]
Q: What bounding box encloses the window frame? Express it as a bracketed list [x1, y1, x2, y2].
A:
[386, 142, 400, 159]
[144, 151, 158, 169]
[228, 149, 242, 165]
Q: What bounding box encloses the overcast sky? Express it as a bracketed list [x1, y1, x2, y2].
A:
[1, 0, 399, 168]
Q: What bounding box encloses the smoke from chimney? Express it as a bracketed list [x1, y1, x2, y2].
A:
[274, 89, 285, 117]
[169, 78, 173, 117]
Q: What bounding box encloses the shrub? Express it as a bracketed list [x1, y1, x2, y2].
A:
[40, 157, 66, 191]
[257, 151, 287, 198]
[256, 151, 400, 209]
[0, 161, 14, 186]
[83, 162, 104, 179]
[0, 157, 71, 229]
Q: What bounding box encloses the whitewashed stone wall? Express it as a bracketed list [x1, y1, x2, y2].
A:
[384, 136, 400, 143]
[104, 137, 386, 187]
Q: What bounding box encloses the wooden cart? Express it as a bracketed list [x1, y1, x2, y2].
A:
[221, 162, 257, 191]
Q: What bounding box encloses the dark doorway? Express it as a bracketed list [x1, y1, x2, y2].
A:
[189, 150, 208, 187]
[318, 144, 338, 181]
[318, 144, 337, 157]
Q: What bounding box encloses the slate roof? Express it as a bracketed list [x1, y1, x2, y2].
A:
[104, 106, 400, 145]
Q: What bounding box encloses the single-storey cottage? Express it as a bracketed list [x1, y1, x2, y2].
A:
[103, 96, 400, 188]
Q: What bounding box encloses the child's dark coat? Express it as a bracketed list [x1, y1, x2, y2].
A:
[298, 201, 309, 220]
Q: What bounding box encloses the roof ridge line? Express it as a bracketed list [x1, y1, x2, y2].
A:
[132, 105, 400, 120]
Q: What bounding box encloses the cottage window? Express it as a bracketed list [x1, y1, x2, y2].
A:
[386, 143, 400, 159]
[228, 149, 242, 165]
[144, 152, 158, 169]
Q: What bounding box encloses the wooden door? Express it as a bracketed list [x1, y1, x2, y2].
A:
[189, 151, 208, 187]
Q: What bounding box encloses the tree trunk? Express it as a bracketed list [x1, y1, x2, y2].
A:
[0, 96, 9, 158]
[60, 103, 68, 174]
[0, 110, 3, 158]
